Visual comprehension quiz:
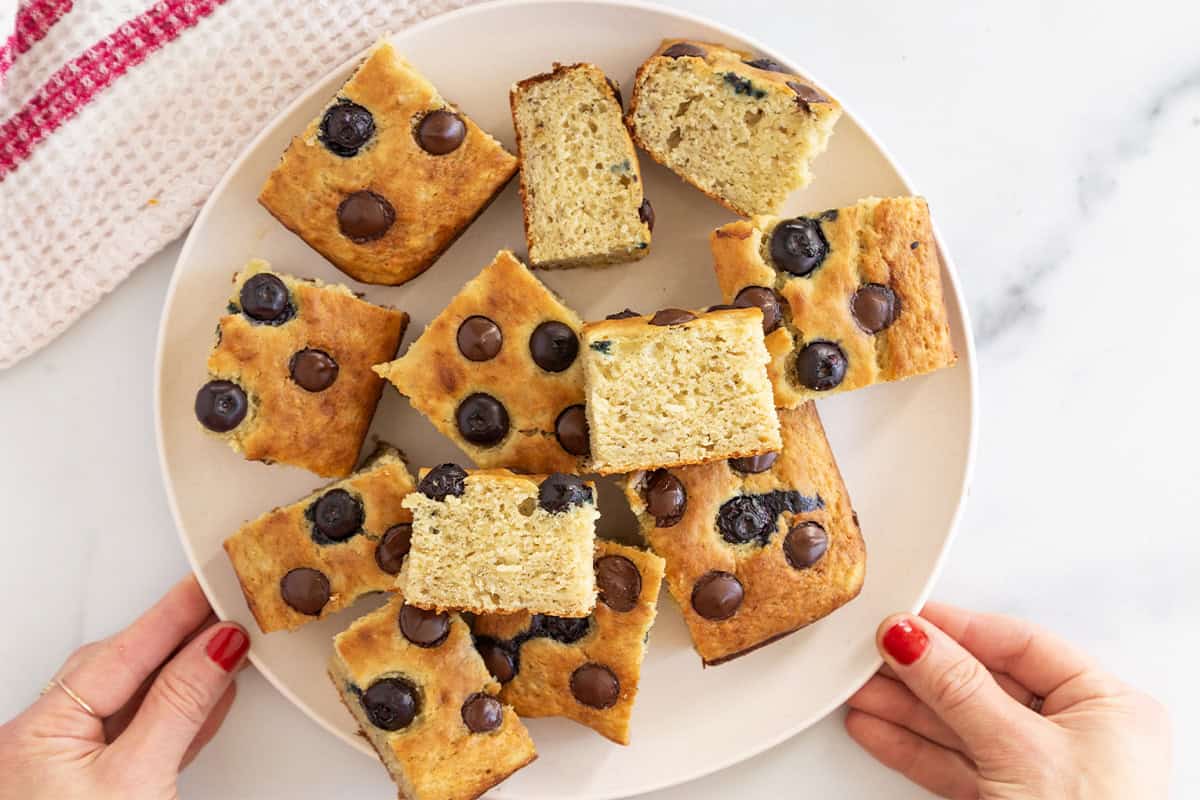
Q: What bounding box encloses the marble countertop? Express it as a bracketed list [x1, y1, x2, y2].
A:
[2, 0, 1196, 796]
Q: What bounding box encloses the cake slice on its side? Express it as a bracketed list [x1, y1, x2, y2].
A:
[511, 63, 652, 268]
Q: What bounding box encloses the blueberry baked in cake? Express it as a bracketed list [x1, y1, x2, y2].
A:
[398, 466, 598, 617]
[195, 259, 407, 477]
[624, 403, 865, 665]
[510, 63, 652, 268]
[259, 40, 518, 285]
[330, 595, 536, 800]
[373, 250, 588, 473]
[471, 540, 665, 745]
[710, 196, 956, 406]
[223, 444, 416, 633]
[580, 306, 781, 475]
[626, 39, 841, 217]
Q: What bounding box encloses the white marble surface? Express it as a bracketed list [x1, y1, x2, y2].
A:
[2, 0, 1198, 796]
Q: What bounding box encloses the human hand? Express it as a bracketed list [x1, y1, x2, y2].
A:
[846, 602, 1170, 799]
[0, 575, 249, 800]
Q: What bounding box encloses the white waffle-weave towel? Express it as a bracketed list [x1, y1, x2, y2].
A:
[0, 0, 471, 369]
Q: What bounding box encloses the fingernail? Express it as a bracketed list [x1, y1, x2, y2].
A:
[206, 626, 250, 672]
[882, 618, 928, 665]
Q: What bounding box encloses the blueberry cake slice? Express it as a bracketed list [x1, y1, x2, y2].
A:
[330, 595, 536, 800]
[580, 307, 781, 475]
[511, 63, 652, 268]
[259, 40, 518, 285]
[626, 39, 841, 217]
[623, 403, 865, 665]
[373, 250, 587, 473]
[398, 466, 598, 617]
[223, 444, 416, 633]
[471, 540, 665, 745]
[195, 259, 407, 477]
[710, 196, 956, 406]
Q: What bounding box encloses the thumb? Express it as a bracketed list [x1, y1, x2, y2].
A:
[109, 623, 249, 774]
[876, 613, 1030, 758]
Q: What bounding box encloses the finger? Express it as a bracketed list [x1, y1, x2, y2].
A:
[180, 683, 237, 770]
[847, 673, 966, 752]
[920, 602, 1095, 698]
[877, 614, 1038, 757]
[108, 623, 249, 774]
[43, 576, 213, 730]
[880, 663, 1038, 710]
[845, 709, 979, 800]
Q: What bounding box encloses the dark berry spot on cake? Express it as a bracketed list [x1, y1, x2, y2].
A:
[717, 494, 774, 544]
[795, 340, 847, 391]
[418, 463, 468, 500]
[456, 315, 503, 361]
[360, 676, 420, 731]
[661, 42, 706, 59]
[570, 663, 620, 709]
[910, 240, 920, 249]
[770, 217, 828, 276]
[415, 109, 467, 155]
[734, 285, 784, 333]
[538, 473, 593, 513]
[375, 523, 412, 575]
[649, 308, 696, 326]
[280, 567, 330, 615]
[729, 451, 778, 474]
[595, 555, 642, 612]
[529, 321, 579, 372]
[605, 76, 623, 108]
[722, 72, 766, 99]
[238, 273, 293, 323]
[461, 692, 504, 733]
[606, 309, 639, 320]
[337, 190, 395, 242]
[398, 603, 450, 648]
[194, 380, 248, 432]
[289, 348, 339, 392]
[530, 614, 591, 644]
[691, 571, 744, 621]
[589, 340, 612, 354]
[643, 469, 687, 527]
[787, 81, 827, 111]
[475, 637, 518, 683]
[455, 393, 509, 445]
[307, 488, 364, 543]
[554, 405, 590, 456]
[638, 197, 655, 231]
[744, 57, 787, 73]
[319, 99, 375, 157]
[784, 522, 828, 569]
[851, 284, 900, 334]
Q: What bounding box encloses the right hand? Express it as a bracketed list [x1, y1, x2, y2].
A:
[845, 602, 1171, 799]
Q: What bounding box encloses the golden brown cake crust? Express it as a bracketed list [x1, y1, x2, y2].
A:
[205, 260, 407, 477]
[471, 541, 665, 744]
[373, 251, 586, 473]
[259, 41, 518, 286]
[222, 445, 415, 633]
[623, 403, 865, 665]
[330, 597, 536, 800]
[625, 38, 840, 217]
[710, 196, 957, 407]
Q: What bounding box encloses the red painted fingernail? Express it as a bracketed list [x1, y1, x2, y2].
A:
[882, 618, 928, 665]
[206, 626, 250, 672]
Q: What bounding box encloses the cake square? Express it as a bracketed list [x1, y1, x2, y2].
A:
[626, 39, 841, 217]
[222, 444, 415, 633]
[511, 63, 652, 268]
[330, 595, 536, 800]
[398, 466, 598, 617]
[471, 540, 665, 745]
[195, 259, 407, 477]
[623, 403, 865, 665]
[373, 250, 587, 473]
[259, 40, 518, 286]
[710, 196, 957, 407]
[580, 307, 782, 475]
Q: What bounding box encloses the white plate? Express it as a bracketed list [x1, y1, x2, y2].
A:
[155, 2, 977, 797]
